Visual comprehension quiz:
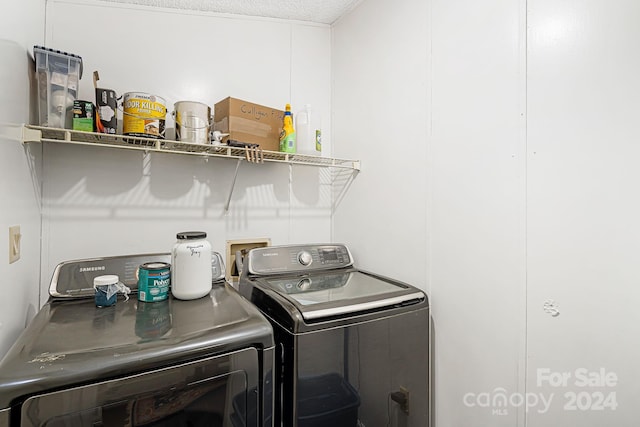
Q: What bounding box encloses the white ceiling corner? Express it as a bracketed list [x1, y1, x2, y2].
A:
[97, 0, 363, 24]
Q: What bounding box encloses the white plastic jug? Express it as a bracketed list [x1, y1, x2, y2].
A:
[171, 231, 212, 300]
[295, 104, 321, 156]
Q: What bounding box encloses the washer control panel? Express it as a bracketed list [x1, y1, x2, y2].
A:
[247, 244, 353, 275]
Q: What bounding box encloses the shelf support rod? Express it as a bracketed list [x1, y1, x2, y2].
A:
[332, 169, 359, 212]
[224, 159, 243, 214]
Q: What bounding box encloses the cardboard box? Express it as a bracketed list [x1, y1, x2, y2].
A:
[214, 97, 284, 152]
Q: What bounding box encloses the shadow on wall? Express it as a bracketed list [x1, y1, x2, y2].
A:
[33, 142, 342, 220]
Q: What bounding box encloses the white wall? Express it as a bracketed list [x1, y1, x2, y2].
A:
[0, 0, 45, 358]
[40, 0, 334, 303]
[429, 0, 526, 424]
[0, 0, 44, 49]
[331, 0, 432, 426]
[526, 0, 640, 425]
[332, 0, 429, 292]
[335, 0, 640, 426]
[333, 0, 524, 426]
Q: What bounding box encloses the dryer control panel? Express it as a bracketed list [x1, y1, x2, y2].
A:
[247, 244, 353, 275]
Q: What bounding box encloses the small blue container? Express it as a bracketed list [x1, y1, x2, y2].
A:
[94, 275, 120, 307]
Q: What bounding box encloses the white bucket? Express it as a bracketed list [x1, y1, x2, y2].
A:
[174, 101, 212, 144]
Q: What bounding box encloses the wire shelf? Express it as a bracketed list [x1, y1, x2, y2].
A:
[23, 125, 360, 171]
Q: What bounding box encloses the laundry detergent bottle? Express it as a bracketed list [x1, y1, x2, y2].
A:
[279, 103, 296, 153]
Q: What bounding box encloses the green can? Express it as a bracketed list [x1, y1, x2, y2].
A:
[137, 262, 170, 302]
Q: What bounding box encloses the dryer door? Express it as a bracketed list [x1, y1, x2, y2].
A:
[17, 348, 260, 427]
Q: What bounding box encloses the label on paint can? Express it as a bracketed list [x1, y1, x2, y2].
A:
[123, 92, 166, 139]
[137, 262, 171, 302]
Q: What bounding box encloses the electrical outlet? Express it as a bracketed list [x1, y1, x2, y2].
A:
[225, 238, 271, 281]
[9, 225, 21, 264]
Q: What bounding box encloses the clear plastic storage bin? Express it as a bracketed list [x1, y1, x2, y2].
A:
[34, 46, 83, 129]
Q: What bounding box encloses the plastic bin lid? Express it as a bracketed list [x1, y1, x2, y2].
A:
[33, 45, 83, 79]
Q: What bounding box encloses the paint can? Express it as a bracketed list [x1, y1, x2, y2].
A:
[122, 92, 166, 139]
[137, 262, 171, 302]
[174, 101, 212, 144]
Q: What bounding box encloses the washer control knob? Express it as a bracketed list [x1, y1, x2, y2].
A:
[297, 278, 311, 290]
[298, 251, 313, 266]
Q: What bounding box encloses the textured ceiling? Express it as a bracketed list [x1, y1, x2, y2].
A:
[99, 0, 362, 24]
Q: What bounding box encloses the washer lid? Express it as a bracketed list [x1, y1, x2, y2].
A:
[259, 270, 425, 321]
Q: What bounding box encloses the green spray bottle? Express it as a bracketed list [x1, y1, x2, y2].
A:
[279, 103, 296, 153]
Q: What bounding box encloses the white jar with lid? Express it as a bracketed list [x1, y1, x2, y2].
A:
[171, 231, 212, 300]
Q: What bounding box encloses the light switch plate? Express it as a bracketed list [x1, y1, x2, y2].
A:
[9, 225, 21, 264]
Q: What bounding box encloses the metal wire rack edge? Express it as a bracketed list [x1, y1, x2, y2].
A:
[23, 125, 361, 171]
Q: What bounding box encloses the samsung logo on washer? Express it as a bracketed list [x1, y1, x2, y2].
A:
[79, 266, 106, 272]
